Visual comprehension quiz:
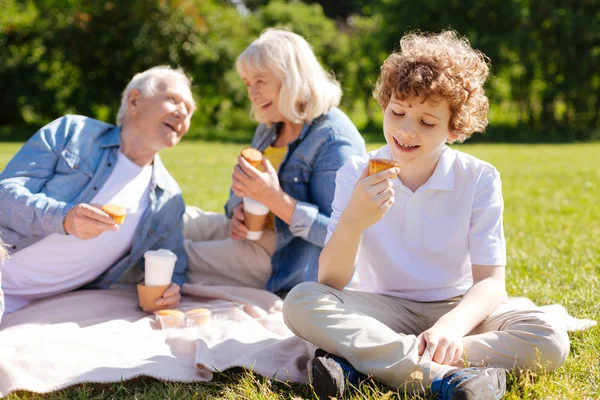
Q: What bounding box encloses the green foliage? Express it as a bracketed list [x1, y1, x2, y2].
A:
[0, 0, 598, 141]
[373, 0, 600, 142]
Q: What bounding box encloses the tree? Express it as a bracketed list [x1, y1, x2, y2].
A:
[373, 0, 600, 141]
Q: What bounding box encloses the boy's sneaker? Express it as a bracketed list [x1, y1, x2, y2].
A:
[430, 367, 506, 400]
[309, 349, 368, 399]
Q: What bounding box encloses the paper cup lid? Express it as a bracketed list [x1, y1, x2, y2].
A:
[144, 249, 177, 260]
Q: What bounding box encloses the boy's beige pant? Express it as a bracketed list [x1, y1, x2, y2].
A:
[183, 206, 275, 289]
[283, 281, 570, 392]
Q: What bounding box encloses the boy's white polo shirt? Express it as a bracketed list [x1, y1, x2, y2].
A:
[326, 145, 506, 302]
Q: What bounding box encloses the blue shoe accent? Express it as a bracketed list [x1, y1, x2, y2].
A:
[431, 368, 474, 399]
[430, 367, 506, 400]
[327, 353, 368, 386]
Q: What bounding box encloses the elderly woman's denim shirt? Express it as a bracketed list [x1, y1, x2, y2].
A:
[225, 107, 366, 293]
[0, 115, 188, 287]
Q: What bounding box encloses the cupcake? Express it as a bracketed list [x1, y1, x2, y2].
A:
[368, 158, 402, 176]
[155, 309, 185, 329]
[185, 308, 212, 326]
[100, 204, 127, 224]
[240, 147, 263, 168]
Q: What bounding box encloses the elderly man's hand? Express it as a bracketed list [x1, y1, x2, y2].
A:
[152, 283, 181, 310]
[63, 203, 119, 240]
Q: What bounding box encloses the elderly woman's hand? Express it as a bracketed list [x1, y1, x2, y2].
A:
[229, 203, 249, 240]
[231, 156, 281, 206]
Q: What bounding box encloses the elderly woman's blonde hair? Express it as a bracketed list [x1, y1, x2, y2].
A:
[373, 30, 490, 143]
[116, 66, 195, 126]
[236, 28, 342, 125]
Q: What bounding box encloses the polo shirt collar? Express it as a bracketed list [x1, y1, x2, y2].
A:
[423, 145, 456, 191]
[376, 145, 456, 192]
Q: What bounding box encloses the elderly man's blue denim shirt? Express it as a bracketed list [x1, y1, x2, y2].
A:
[225, 107, 366, 293]
[0, 115, 188, 288]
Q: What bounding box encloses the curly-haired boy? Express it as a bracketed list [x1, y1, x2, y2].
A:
[283, 30, 569, 400]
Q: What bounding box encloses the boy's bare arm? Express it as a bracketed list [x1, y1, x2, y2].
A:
[318, 214, 363, 290]
[318, 166, 399, 291]
[436, 265, 506, 335]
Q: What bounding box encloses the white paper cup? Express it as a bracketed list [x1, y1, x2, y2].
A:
[242, 197, 269, 241]
[144, 249, 177, 286]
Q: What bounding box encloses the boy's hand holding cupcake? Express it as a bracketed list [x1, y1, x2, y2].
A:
[341, 159, 401, 232]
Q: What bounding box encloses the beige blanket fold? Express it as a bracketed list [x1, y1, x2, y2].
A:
[0, 285, 594, 398]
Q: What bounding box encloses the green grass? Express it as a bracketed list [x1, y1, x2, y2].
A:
[1, 141, 599, 399]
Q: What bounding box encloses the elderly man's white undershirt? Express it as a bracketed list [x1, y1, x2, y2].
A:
[2, 151, 152, 313]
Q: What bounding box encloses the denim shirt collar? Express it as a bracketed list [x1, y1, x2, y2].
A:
[97, 126, 171, 192]
[98, 126, 121, 148]
[151, 156, 171, 192]
[297, 121, 312, 141]
[254, 118, 314, 150]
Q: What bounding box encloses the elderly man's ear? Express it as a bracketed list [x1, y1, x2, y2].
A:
[127, 88, 141, 112]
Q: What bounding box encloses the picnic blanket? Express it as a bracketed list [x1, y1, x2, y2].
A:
[0, 284, 595, 397]
[0, 283, 315, 397]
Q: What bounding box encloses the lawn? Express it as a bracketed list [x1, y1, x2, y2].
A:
[1, 141, 599, 399]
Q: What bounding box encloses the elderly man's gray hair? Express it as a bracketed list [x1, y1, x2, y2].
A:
[116, 66, 194, 126]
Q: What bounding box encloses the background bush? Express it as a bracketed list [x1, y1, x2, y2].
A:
[1, 0, 599, 142]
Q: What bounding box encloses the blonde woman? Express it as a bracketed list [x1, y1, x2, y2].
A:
[184, 29, 366, 294]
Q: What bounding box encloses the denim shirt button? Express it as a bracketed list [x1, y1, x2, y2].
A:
[73, 164, 78, 169]
[108, 163, 112, 167]
[93, 186, 98, 191]
[293, 177, 298, 182]
[11, 245, 16, 249]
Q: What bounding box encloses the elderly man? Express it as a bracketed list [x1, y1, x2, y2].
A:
[0, 239, 6, 323]
[0, 65, 195, 317]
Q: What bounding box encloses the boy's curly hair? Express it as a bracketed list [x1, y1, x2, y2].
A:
[373, 30, 490, 142]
